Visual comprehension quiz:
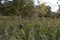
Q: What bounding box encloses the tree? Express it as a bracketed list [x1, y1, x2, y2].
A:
[38, 3, 52, 18]
[56, 5, 60, 18]
[46, 6, 52, 17]
[40, 3, 47, 15]
[38, 3, 47, 18]
[0, 0, 34, 16]
[21, 0, 34, 17]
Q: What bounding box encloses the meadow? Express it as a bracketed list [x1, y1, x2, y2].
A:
[0, 16, 60, 40]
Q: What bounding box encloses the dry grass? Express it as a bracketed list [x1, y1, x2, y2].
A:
[0, 16, 60, 40]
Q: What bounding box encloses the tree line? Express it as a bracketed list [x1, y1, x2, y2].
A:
[0, 0, 60, 18]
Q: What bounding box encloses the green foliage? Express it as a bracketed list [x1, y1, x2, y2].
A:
[22, 0, 34, 17]
[0, 0, 35, 16]
[0, 17, 60, 40]
[46, 6, 51, 17]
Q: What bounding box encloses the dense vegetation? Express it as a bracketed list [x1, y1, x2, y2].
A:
[0, 17, 60, 40]
[0, 0, 60, 40]
[0, 0, 60, 18]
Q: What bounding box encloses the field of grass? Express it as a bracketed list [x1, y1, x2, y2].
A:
[0, 16, 60, 40]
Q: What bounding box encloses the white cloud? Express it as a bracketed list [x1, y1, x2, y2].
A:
[8, 0, 12, 1]
[40, 0, 58, 4]
[34, 0, 39, 5]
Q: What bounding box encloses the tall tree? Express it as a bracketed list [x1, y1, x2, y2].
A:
[0, 0, 34, 16]
[39, 3, 47, 18]
[21, 0, 34, 17]
[46, 6, 52, 17]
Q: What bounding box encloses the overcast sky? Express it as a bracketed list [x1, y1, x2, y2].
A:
[34, 0, 60, 12]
